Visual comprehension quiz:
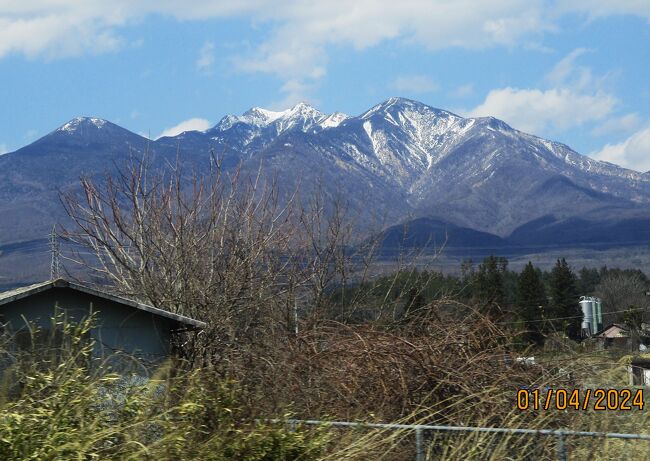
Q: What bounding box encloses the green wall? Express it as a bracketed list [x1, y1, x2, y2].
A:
[0, 287, 176, 371]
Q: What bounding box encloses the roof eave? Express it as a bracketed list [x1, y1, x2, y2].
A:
[0, 279, 206, 329]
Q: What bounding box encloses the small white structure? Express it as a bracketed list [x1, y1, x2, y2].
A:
[629, 358, 650, 386]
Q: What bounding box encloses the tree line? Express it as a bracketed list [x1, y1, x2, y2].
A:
[340, 256, 650, 345]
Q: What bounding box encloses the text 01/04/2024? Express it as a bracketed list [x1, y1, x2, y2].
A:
[517, 388, 644, 411]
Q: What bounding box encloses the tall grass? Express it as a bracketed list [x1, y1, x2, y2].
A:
[2, 314, 649, 460]
[314, 345, 650, 460]
[0, 315, 328, 460]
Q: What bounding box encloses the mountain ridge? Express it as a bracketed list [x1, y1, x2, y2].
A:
[1, 97, 650, 271]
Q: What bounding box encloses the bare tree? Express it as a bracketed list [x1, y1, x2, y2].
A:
[61, 155, 307, 362]
[61, 155, 387, 354]
[595, 271, 648, 327]
[60, 152, 451, 370]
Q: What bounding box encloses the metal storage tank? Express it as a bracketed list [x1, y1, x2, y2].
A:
[579, 296, 594, 336]
[594, 298, 603, 332]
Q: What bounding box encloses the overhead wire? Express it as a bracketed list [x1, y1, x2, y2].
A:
[494, 306, 649, 326]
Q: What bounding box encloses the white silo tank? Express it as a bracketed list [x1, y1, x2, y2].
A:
[579, 297, 594, 336]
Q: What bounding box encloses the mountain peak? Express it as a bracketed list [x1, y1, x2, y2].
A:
[379, 97, 430, 109]
[241, 107, 285, 126]
[23, 116, 147, 151]
[56, 117, 110, 133]
[241, 102, 322, 124]
[215, 102, 327, 133]
[289, 101, 315, 110]
[279, 102, 323, 120]
[474, 116, 514, 132]
[361, 97, 457, 120]
[385, 96, 418, 105]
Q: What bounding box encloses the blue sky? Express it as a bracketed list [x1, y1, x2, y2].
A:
[1, 1, 649, 170]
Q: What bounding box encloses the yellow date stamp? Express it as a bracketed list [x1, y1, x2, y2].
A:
[517, 388, 645, 411]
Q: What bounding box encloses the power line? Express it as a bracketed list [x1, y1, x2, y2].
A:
[495, 306, 650, 326]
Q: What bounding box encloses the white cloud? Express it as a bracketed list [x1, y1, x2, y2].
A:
[0, 1, 552, 103]
[157, 118, 211, 139]
[0, 144, 8, 155]
[468, 87, 617, 134]
[466, 48, 623, 135]
[230, 0, 553, 101]
[0, 9, 124, 59]
[2, 1, 650, 101]
[392, 75, 438, 94]
[591, 127, 650, 172]
[196, 40, 215, 73]
[591, 113, 641, 137]
[545, 48, 592, 88]
[0, 2, 238, 59]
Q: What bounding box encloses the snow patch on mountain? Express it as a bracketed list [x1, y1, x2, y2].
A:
[319, 111, 349, 128]
[245, 107, 285, 125]
[10, 96, 650, 244]
[53, 98, 650, 212]
[273, 102, 324, 133]
[57, 117, 108, 133]
[215, 102, 346, 137]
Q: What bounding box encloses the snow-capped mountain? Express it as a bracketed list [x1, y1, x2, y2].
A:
[2, 97, 650, 281]
[57, 117, 109, 133]
[205, 102, 350, 152]
[200, 97, 650, 235]
[215, 102, 348, 133]
[208, 98, 647, 199]
[32, 116, 147, 153]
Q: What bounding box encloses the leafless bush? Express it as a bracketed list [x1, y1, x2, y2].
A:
[595, 272, 648, 326]
[235, 301, 550, 426]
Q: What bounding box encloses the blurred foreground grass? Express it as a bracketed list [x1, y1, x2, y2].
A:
[1, 316, 649, 460]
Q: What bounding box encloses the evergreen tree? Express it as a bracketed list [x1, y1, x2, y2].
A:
[516, 262, 547, 344]
[549, 258, 581, 340]
[577, 267, 600, 295]
[474, 256, 508, 311]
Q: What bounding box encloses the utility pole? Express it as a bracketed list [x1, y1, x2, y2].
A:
[49, 225, 60, 280]
[294, 298, 299, 336]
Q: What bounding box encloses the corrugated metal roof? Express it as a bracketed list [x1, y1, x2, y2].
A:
[0, 278, 206, 329]
[595, 324, 628, 338]
[0, 280, 54, 303]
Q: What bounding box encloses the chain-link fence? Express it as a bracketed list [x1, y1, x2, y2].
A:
[281, 419, 650, 461]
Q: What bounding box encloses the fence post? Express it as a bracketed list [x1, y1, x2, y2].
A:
[415, 427, 424, 461]
[556, 430, 567, 461]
